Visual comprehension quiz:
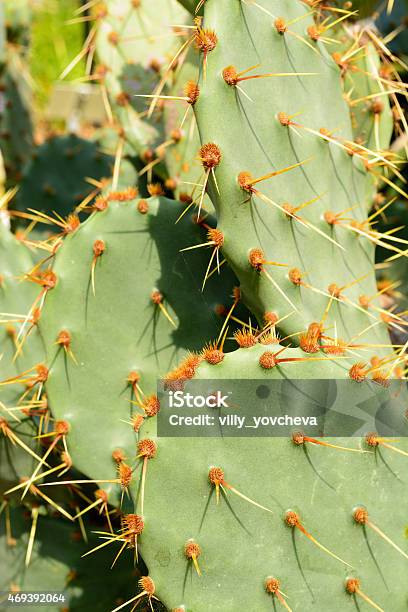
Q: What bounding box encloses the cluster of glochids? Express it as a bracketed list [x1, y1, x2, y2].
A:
[1, 0, 408, 611]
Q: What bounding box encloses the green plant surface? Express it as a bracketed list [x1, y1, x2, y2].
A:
[187, 0, 397, 361]
[14, 134, 113, 220]
[94, 0, 189, 160]
[0, 505, 141, 611]
[92, 126, 141, 193]
[0, 46, 33, 185]
[0, 223, 45, 494]
[333, 31, 394, 153]
[38, 195, 241, 506]
[375, 0, 408, 55]
[177, 0, 202, 15]
[0, 2, 404, 612]
[163, 48, 213, 213]
[139, 342, 408, 611]
[0, 222, 44, 408]
[0, 417, 38, 496]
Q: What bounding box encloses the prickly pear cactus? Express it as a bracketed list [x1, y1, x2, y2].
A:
[375, 0, 408, 55]
[94, 0, 188, 159]
[0, 417, 38, 496]
[37, 194, 241, 505]
[0, 506, 140, 611]
[188, 0, 398, 357]
[14, 135, 114, 221]
[0, 223, 46, 496]
[0, 1, 407, 610]
[139, 343, 408, 611]
[0, 221, 45, 487]
[0, 223, 44, 406]
[163, 49, 213, 209]
[0, 47, 33, 185]
[131, 1, 408, 609]
[92, 127, 139, 192]
[332, 28, 394, 153]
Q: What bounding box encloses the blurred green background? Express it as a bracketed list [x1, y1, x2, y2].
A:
[30, 0, 85, 109]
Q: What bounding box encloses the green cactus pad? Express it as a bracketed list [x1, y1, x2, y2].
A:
[333, 30, 393, 153]
[95, 0, 188, 158]
[0, 505, 141, 612]
[163, 48, 213, 213]
[0, 222, 44, 407]
[190, 0, 394, 361]
[0, 417, 38, 496]
[38, 195, 240, 505]
[138, 342, 408, 611]
[0, 224, 45, 494]
[14, 135, 113, 221]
